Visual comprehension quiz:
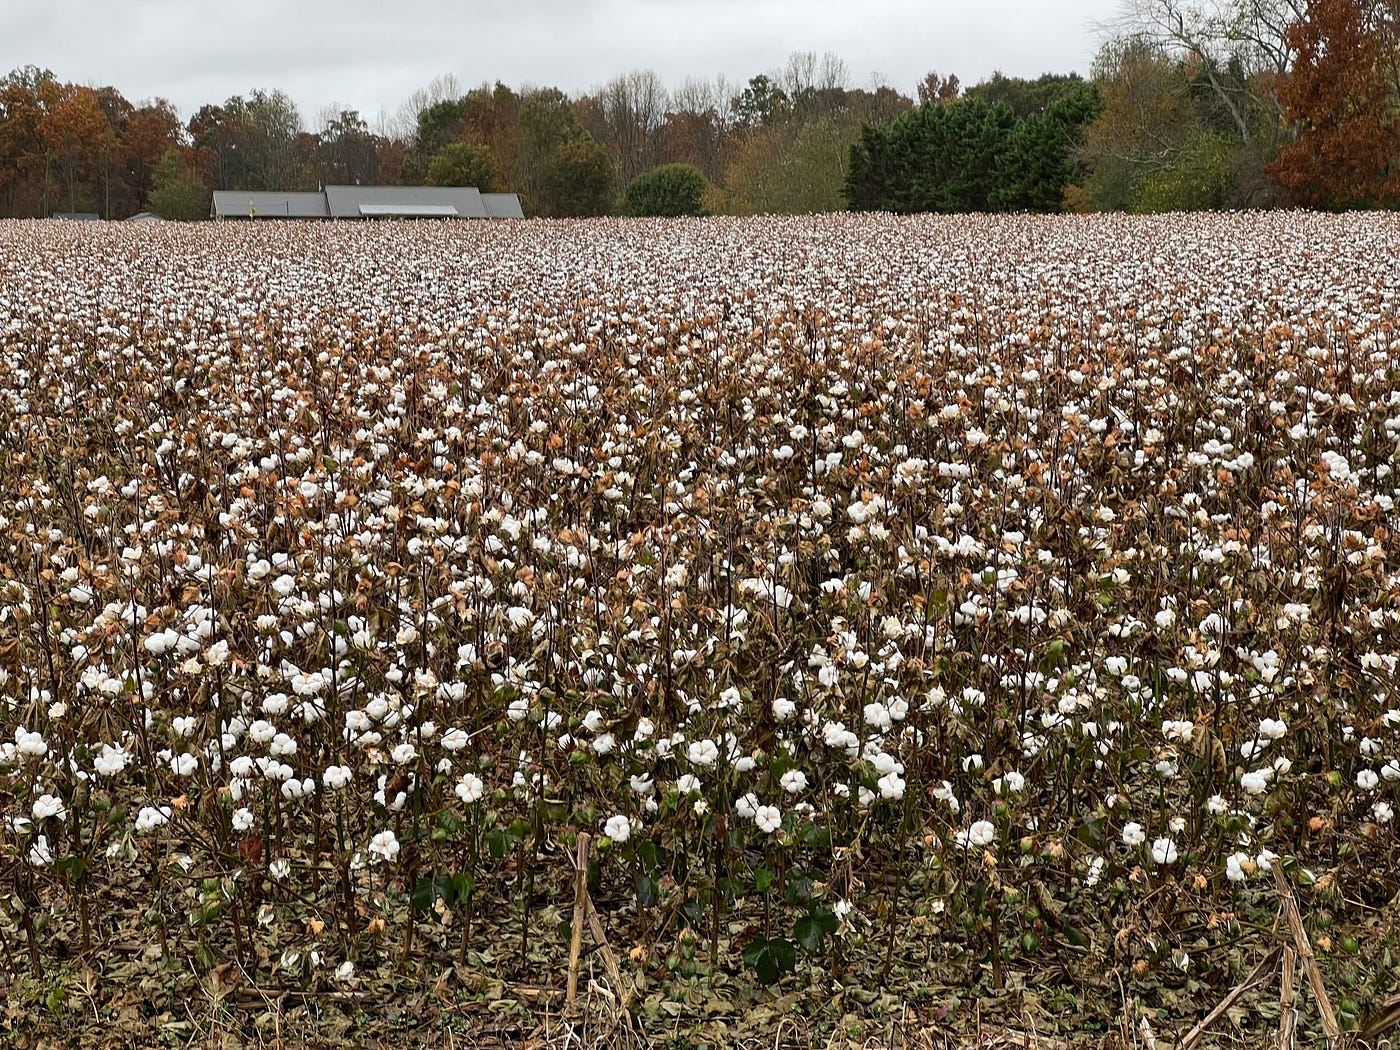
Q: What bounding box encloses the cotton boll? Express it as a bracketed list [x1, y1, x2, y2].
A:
[754, 805, 783, 834]
[603, 814, 631, 842]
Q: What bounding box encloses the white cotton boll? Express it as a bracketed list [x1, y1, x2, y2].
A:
[967, 820, 996, 848]
[772, 697, 796, 721]
[1258, 718, 1287, 740]
[780, 769, 808, 795]
[863, 702, 891, 730]
[28, 835, 53, 867]
[323, 765, 352, 790]
[16, 728, 48, 758]
[1122, 822, 1146, 847]
[1226, 851, 1250, 882]
[455, 773, 484, 804]
[687, 739, 719, 767]
[1357, 769, 1380, 791]
[94, 747, 128, 777]
[232, 807, 255, 832]
[734, 792, 758, 819]
[877, 771, 906, 800]
[1239, 740, 1266, 760]
[281, 777, 312, 800]
[32, 794, 66, 822]
[169, 752, 198, 776]
[1151, 837, 1178, 865]
[248, 720, 276, 745]
[675, 774, 701, 794]
[440, 728, 469, 751]
[1240, 769, 1272, 794]
[368, 830, 399, 861]
[269, 733, 298, 756]
[603, 814, 631, 842]
[871, 752, 898, 775]
[135, 806, 172, 833]
[995, 770, 1025, 794]
[755, 805, 783, 834]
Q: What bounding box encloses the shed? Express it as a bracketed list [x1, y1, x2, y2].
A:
[481, 193, 525, 219]
[211, 191, 330, 219]
[324, 185, 487, 219]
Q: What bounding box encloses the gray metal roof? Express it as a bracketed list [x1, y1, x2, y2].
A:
[324, 185, 486, 219]
[481, 193, 525, 219]
[125, 211, 167, 224]
[211, 191, 330, 219]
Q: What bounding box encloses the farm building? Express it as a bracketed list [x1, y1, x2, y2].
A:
[211, 185, 523, 220]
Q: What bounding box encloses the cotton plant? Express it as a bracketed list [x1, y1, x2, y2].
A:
[4, 213, 1400, 992]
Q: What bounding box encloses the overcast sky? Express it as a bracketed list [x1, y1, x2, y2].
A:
[4, 0, 1120, 129]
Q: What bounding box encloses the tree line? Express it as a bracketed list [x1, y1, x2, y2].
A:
[1, 0, 1396, 220]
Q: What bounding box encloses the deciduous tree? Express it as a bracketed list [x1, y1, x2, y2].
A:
[1269, 0, 1400, 207]
[622, 162, 708, 216]
[425, 141, 496, 190]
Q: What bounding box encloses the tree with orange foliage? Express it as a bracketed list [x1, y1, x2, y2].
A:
[1270, 0, 1400, 208]
[41, 85, 115, 214]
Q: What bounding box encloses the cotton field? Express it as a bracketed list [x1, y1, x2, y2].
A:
[2, 213, 1400, 1034]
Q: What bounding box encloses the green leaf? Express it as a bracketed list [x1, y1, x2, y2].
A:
[741, 938, 768, 969]
[411, 876, 439, 912]
[768, 938, 797, 971]
[800, 824, 831, 848]
[56, 856, 86, 883]
[717, 876, 744, 901]
[785, 874, 814, 907]
[742, 936, 796, 985]
[485, 828, 512, 859]
[753, 868, 776, 893]
[636, 875, 659, 908]
[794, 915, 826, 953]
[451, 871, 476, 901]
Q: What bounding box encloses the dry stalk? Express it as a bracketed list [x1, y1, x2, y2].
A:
[567, 832, 590, 1005]
[1278, 944, 1298, 1050]
[1270, 863, 1341, 1045]
[1178, 945, 1282, 1050]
